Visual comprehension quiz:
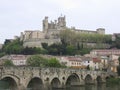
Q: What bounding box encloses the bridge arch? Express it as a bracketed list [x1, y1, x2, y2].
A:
[27, 77, 43, 90]
[66, 73, 80, 87]
[96, 76, 102, 84]
[85, 74, 93, 84]
[105, 75, 114, 81]
[51, 77, 61, 88]
[0, 75, 19, 90]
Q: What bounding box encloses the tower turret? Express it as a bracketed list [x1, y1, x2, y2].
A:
[96, 28, 105, 34]
[57, 15, 66, 30]
[43, 16, 48, 33]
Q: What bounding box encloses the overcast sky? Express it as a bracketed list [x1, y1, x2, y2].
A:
[0, 0, 120, 43]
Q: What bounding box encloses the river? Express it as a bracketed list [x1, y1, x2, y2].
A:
[0, 84, 120, 90]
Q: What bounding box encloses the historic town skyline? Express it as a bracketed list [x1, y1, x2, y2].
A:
[0, 0, 120, 43]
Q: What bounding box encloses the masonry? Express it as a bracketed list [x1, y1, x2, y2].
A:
[20, 15, 106, 48]
[0, 66, 116, 90]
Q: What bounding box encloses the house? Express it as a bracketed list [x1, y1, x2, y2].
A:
[81, 56, 93, 70]
[108, 55, 119, 72]
[0, 55, 28, 66]
[92, 58, 102, 70]
[81, 56, 102, 70]
[59, 56, 83, 68]
[100, 56, 109, 70]
[90, 49, 120, 57]
[10, 55, 27, 66]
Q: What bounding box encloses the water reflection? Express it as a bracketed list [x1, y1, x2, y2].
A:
[52, 84, 120, 90]
[0, 84, 120, 90]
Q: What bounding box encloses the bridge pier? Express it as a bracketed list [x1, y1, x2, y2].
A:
[43, 80, 52, 90]
[18, 85, 26, 90]
[100, 79, 106, 83]
[94, 79, 98, 85]
[79, 80, 85, 85]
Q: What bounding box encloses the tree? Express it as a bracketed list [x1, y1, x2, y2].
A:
[117, 57, 120, 76]
[3, 38, 23, 54]
[47, 58, 62, 67]
[118, 57, 120, 65]
[47, 43, 63, 55]
[41, 43, 48, 49]
[66, 45, 76, 55]
[26, 55, 48, 67]
[0, 52, 5, 58]
[3, 60, 14, 66]
[59, 29, 112, 54]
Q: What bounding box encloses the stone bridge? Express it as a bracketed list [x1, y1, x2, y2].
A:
[0, 66, 116, 90]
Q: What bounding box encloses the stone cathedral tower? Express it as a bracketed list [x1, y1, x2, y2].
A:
[42, 15, 66, 32]
[42, 16, 48, 33]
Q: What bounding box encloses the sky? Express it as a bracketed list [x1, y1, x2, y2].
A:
[0, 0, 120, 43]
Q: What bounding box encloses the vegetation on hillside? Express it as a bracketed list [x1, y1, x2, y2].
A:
[1, 30, 120, 56]
[3, 60, 14, 66]
[0, 38, 47, 57]
[111, 35, 120, 49]
[60, 30, 112, 46]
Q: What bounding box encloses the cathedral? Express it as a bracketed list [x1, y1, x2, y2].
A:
[20, 15, 105, 48]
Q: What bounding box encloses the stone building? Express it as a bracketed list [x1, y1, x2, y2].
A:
[112, 33, 120, 41]
[0, 44, 3, 49]
[0, 55, 28, 66]
[20, 15, 105, 48]
[90, 49, 120, 57]
[59, 56, 83, 68]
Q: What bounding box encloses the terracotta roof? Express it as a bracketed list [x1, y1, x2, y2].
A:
[62, 56, 82, 62]
[0, 55, 28, 60]
[92, 58, 101, 63]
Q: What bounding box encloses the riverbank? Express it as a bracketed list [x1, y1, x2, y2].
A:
[106, 77, 120, 85]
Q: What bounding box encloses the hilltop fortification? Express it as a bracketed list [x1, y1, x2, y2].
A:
[20, 15, 105, 48]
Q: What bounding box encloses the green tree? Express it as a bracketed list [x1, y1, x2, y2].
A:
[3, 38, 23, 54]
[47, 58, 62, 67]
[26, 55, 48, 67]
[115, 37, 120, 49]
[117, 57, 120, 76]
[0, 52, 5, 58]
[3, 60, 14, 66]
[60, 29, 112, 51]
[66, 45, 76, 55]
[80, 48, 92, 55]
[47, 43, 64, 55]
[41, 43, 48, 49]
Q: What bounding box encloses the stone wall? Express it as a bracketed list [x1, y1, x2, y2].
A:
[23, 38, 61, 47]
[20, 15, 106, 48]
